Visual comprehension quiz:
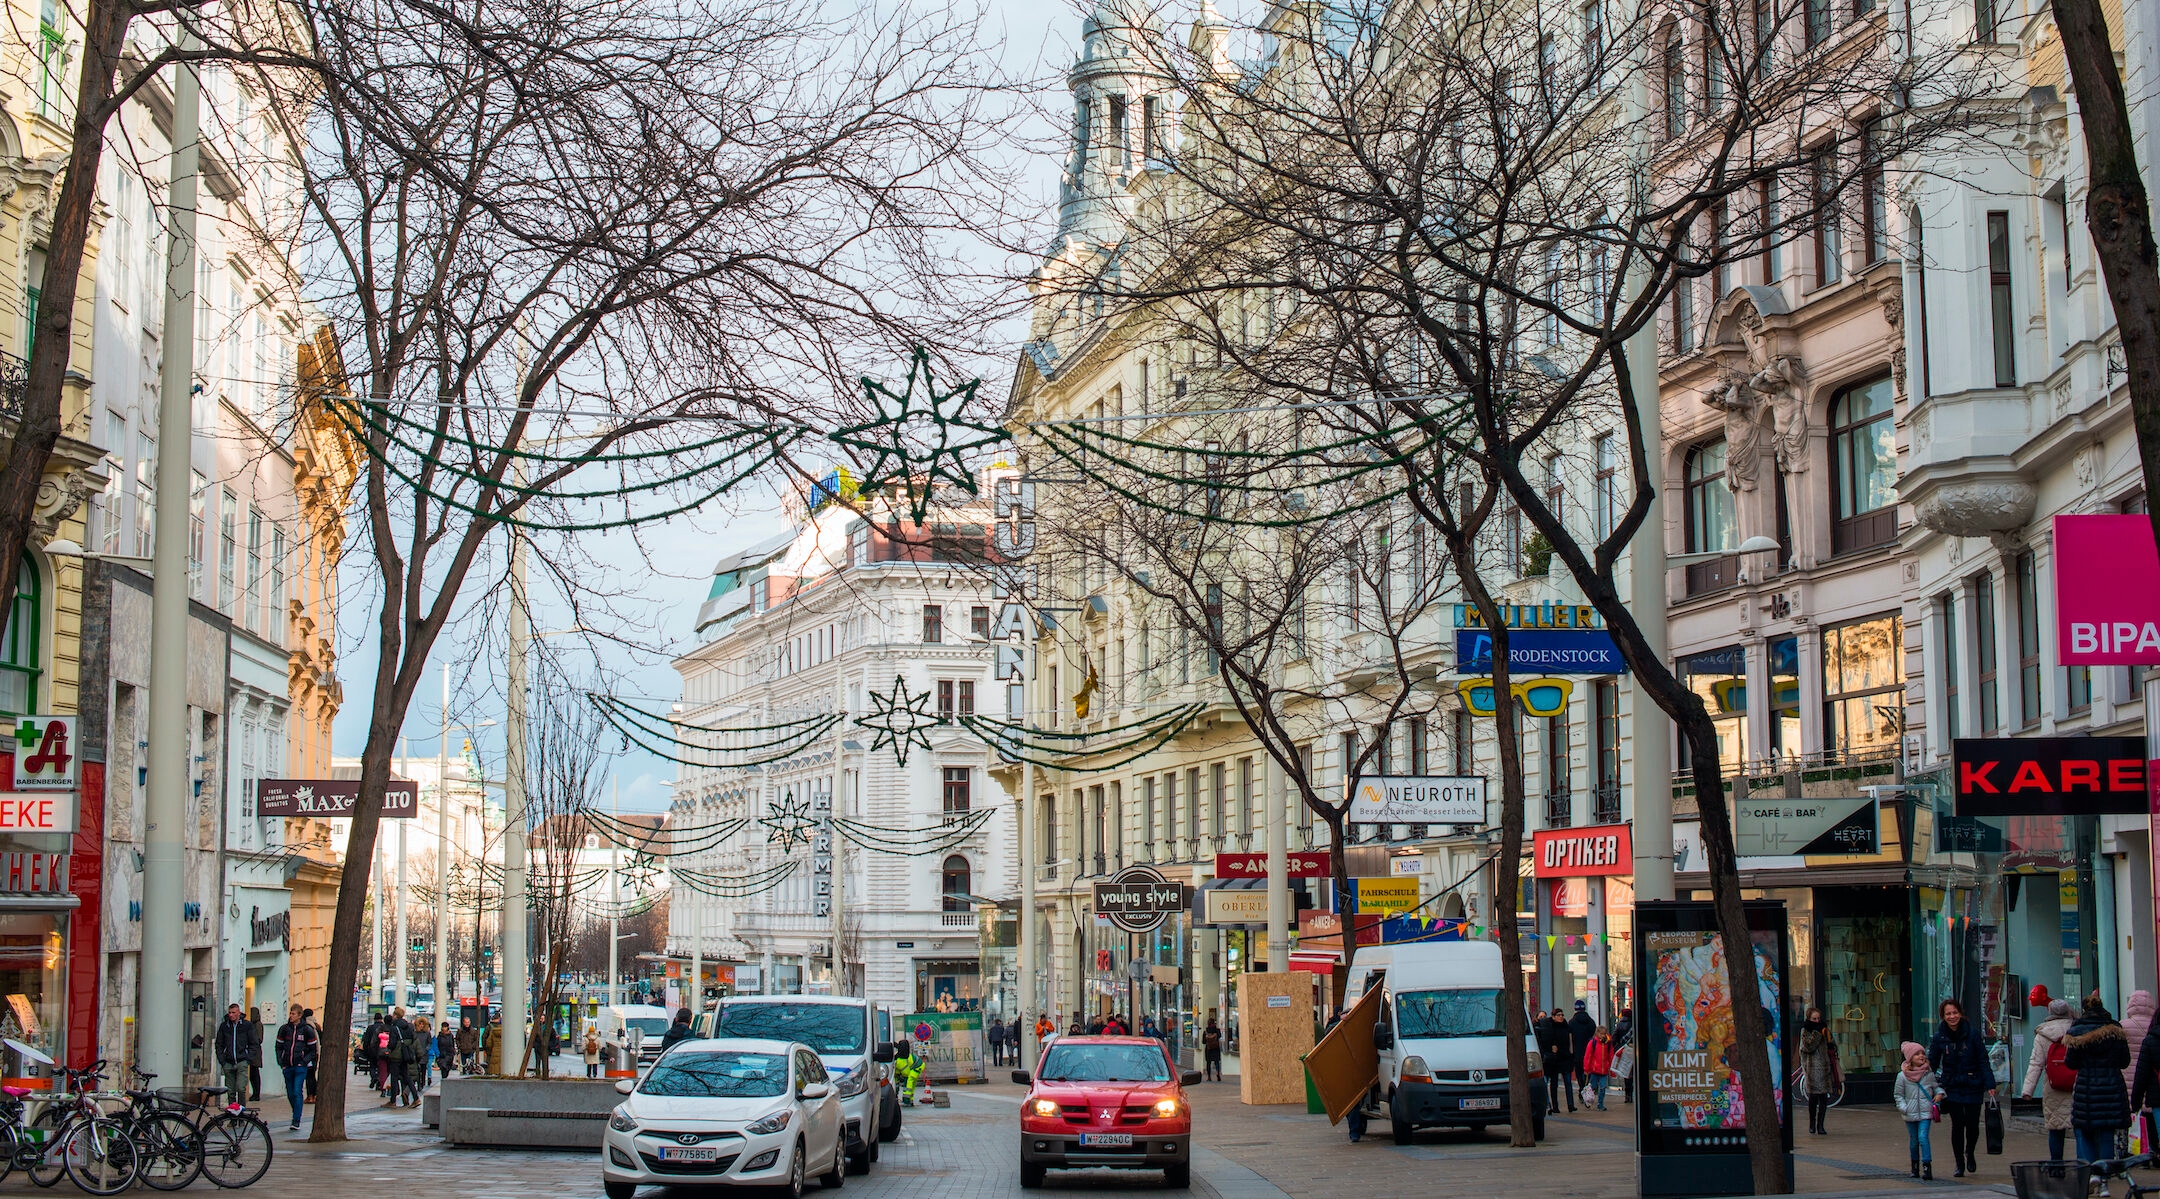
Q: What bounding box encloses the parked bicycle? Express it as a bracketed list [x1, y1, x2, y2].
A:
[10, 1061, 139, 1195]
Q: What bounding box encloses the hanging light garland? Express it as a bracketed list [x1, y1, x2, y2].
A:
[955, 704, 1205, 772]
[592, 694, 844, 770]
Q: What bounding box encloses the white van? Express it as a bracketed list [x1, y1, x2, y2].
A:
[1344, 940, 1548, 1144]
[597, 1004, 673, 1066]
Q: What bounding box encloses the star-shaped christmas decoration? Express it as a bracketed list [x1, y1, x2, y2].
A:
[760, 791, 818, 852]
[853, 675, 948, 767]
[827, 347, 1007, 523]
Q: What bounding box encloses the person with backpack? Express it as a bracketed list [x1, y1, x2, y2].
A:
[275, 1004, 320, 1132]
[2065, 992, 2133, 1188]
[2020, 997, 2078, 1161]
[1581, 1026, 1616, 1110]
[382, 1006, 415, 1106]
[1202, 1017, 1224, 1082]
[456, 1018, 479, 1074]
[362, 1014, 390, 1094]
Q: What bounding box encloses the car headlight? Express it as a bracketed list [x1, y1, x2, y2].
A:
[608, 1108, 639, 1134]
[835, 1069, 869, 1098]
[745, 1109, 794, 1136]
[1028, 1098, 1059, 1118]
[1526, 1049, 1544, 1077]
[1152, 1098, 1180, 1119]
[1400, 1056, 1431, 1082]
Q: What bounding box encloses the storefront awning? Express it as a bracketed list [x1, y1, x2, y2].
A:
[1287, 952, 1338, 975]
[0, 896, 78, 911]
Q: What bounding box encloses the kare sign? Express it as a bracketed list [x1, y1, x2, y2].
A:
[9, 716, 76, 791]
[1953, 737, 2150, 816]
[2055, 514, 2160, 664]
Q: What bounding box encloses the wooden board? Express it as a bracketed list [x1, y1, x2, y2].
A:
[1305, 983, 1383, 1125]
[1236, 971, 1316, 1105]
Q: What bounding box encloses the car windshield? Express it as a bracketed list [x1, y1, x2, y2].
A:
[713, 1004, 865, 1055]
[1039, 1043, 1170, 1083]
[1395, 989, 1507, 1039]
[624, 1017, 669, 1036]
[639, 1051, 789, 1098]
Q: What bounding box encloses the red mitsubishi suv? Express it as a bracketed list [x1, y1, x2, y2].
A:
[1014, 1035, 1200, 1189]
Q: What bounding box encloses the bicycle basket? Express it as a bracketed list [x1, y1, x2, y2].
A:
[2013, 1159, 2094, 1199]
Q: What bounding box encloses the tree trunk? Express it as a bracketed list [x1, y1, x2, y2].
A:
[0, 0, 129, 587]
[2050, 0, 2160, 559]
[307, 720, 404, 1140]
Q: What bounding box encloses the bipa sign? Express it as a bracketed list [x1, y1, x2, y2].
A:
[9, 716, 75, 791]
[2055, 514, 2160, 664]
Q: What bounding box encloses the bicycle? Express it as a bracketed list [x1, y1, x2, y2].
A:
[194, 1087, 273, 1188]
[1791, 1065, 1845, 1107]
[24, 1062, 138, 1195]
[116, 1068, 208, 1190]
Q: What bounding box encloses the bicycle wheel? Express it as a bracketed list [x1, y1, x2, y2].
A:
[61, 1118, 138, 1196]
[0, 1115, 22, 1184]
[198, 1111, 272, 1188]
[135, 1111, 203, 1191]
[26, 1109, 70, 1188]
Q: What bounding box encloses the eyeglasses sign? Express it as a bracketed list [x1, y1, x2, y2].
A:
[1455, 677, 1573, 717]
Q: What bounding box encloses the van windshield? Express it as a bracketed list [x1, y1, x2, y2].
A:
[713, 1004, 865, 1054]
[1395, 989, 1506, 1039]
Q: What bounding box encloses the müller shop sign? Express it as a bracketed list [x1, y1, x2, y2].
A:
[1533, 823, 1633, 878]
[1952, 737, 2150, 817]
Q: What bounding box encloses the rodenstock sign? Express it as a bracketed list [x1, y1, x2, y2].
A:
[2054, 514, 2160, 663]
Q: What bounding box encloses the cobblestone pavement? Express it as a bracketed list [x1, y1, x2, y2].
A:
[244, 1072, 2102, 1199]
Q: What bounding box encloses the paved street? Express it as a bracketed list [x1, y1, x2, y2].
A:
[237, 1072, 2112, 1199]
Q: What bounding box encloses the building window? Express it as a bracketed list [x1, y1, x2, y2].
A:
[0, 555, 41, 719]
[1939, 594, 1960, 740]
[1162, 771, 1177, 844]
[189, 474, 207, 600]
[940, 855, 971, 912]
[270, 524, 286, 637]
[246, 508, 264, 633]
[970, 605, 990, 638]
[942, 768, 971, 815]
[2067, 660, 2092, 713]
[1859, 119, 1886, 264]
[1042, 792, 1056, 860]
[1769, 635, 1801, 757]
[1663, 32, 1686, 140]
[1409, 717, 1429, 774]
[1762, 179, 1782, 283]
[1544, 714, 1572, 826]
[1451, 709, 1474, 774]
[1184, 766, 1201, 848]
[1677, 647, 1748, 774]
[1238, 757, 1256, 836]
[2015, 551, 2041, 725]
[1142, 776, 1157, 851]
[134, 433, 155, 558]
[1141, 96, 1161, 162]
[1974, 571, 2000, 733]
[1822, 613, 1905, 759]
[219, 489, 237, 611]
[1594, 434, 1620, 541]
[1684, 440, 1736, 593]
[1672, 277, 1695, 352]
[937, 680, 955, 716]
[1974, 0, 1996, 40]
[1211, 762, 1227, 838]
[1812, 151, 1842, 285]
[1806, 0, 1832, 47]
[1988, 211, 2015, 386]
[922, 604, 943, 643]
[1831, 376, 1897, 554]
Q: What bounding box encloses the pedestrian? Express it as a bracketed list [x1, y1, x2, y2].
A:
[248, 1006, 265, 1101]
[402, 1014, 429, 1105]
[1567, 1001, 1597, 1104]
[1580, 1027, 1614, 1110]
[660, 1006, 694, 1052]
[987, 1016, 1006, 1068]
[1799, 1007, 1841, 1135]
[2065, 992, 2132, 1190]
[435, 1020, 457, 1080]
[274, 1003, 319, 1132]
[894, 1041, 924, 1107]
[1142, 1014, 1160, 1042]
[1086, 1014, 1105, 1035]
[363, 1012, 390, 1095]
[381, 1006, 413, 1106]
[582, 1025, 602, 1078]
[214, 1003, 258, 1102]
[2122, 991, 2154, 1092]
[1203, 1017, 1224, 1082]
[1613, 1007, 1635, 1103]
[303, 1009, 320, 1102]
[1928, 997, 1997, 1178]
[1035, 1014, 1054, 1044]
[2020, 997, 2078, 1161]
[457, 1018, 479, 1074]
[1537, 1010, 1576, 1113]
[2129, 1007, 2160, 1138]
[1896, 1041, 1944, 1179]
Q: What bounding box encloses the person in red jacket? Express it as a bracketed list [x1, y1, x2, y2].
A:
[1580, 1027, 1617, 1111]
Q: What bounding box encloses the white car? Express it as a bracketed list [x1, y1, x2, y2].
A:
[602, 1037, 846, 1199]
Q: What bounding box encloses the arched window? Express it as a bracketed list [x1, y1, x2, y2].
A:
[940, 855, 971, 913]
[1663, 32, 1687, 139]
[1831, 376, 1897, 553]
[1684, 441, 1734, 553]
[0, 555, 41, 718]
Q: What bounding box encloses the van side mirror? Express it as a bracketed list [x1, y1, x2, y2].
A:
[873, 1043, 897, 1063]
[1373, 1024, 1395, 1051]
[1011, 1070, 1031, 1084]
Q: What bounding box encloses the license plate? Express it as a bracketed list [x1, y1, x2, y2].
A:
[657, 1145, 720, 1162]
[1078, 1133, 1133, 1146]
[1461, 1097, 1501, 1110]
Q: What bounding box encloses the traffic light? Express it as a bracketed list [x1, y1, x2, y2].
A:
[480, 946, 494, 959]
[409, 937, 425, 953]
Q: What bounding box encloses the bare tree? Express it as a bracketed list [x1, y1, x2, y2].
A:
[1037, 0, 1993, 1185]
[285, 0, 1013, 1137]
[522, 661, 608, 1078]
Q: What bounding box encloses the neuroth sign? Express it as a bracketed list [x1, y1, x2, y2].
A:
[2054, 514, 2160, 664]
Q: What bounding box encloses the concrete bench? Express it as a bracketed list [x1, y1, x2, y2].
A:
[437, 1077, 626, 1149]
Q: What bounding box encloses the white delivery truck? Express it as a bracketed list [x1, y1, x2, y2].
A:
[1344, 940, 1548, 1144]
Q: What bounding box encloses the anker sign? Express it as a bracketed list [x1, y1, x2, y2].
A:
[1952, 737, 2150, 816]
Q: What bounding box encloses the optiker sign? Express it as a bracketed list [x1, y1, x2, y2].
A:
[1953, 737, 2150, 816]
[2054, 514, 2160, 665]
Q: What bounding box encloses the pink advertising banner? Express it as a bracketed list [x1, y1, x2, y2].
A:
[2054, 514, 2160, 665]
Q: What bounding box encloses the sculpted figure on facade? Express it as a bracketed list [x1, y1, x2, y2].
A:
[1705, 375, 1767, 490]
[1747, 354, 1808, 472]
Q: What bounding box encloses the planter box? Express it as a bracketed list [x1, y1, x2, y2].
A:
[437, 1076, 624, 1149]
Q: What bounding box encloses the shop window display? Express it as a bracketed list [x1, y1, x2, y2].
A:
[1821, 909, 1905, 1076]
[0, 913, 62, 1077]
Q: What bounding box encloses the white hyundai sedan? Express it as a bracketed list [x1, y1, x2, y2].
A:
[602, 1038, 846, 1199]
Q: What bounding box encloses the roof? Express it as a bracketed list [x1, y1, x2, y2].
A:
[709, 528, 796, 579]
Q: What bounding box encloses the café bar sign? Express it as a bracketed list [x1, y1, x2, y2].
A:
[257, 779, 421, 818]
[1952, 737, 2149, 816]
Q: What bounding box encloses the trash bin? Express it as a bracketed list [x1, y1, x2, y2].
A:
[1303, 1062, 1325, 1115]
[2011, 1160, 2092, 1199]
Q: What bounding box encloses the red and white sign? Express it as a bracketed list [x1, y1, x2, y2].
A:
[0, 853, 68, 894]
[8, 716, 76, 792]
[1533, 823, 1633, 878]
[1214, 851, 1331, 879]
[2055, 514, 2160, 664]
[0, 791, 76, 834]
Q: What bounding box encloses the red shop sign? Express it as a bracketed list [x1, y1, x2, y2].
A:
[1214, 851, 1331, 879]
[1532, 823, 1633, 878]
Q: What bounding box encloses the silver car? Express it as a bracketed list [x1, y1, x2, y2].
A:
[601, 1038, 844, 1199]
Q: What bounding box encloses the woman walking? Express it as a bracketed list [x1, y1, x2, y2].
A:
[583, 1026, 602, 1078]
[1896, 1041, 1944, 1179]
[2021, 997, 2078, 1161]
[1799, 1007, 1841, 1135]
[2065, 992, 2132, 1191]
[1928, 997, 1997, 1177]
